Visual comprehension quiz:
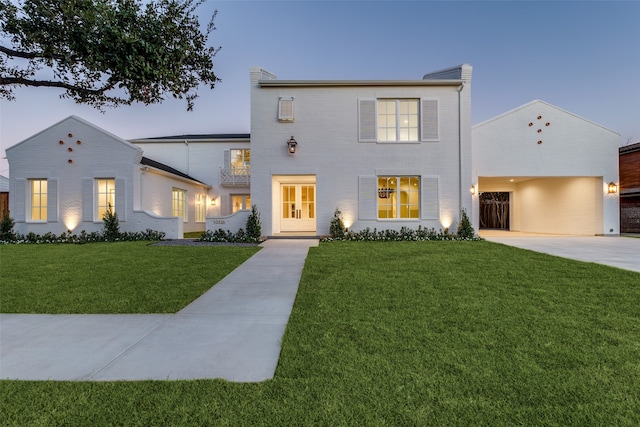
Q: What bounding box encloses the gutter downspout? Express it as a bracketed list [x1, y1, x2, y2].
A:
[184, 140, 190, 176]
[457, 81, 465, 221]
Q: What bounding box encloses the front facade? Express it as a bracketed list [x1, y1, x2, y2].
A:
[249, 65, 473, 236]
[5, 66, 622, 238]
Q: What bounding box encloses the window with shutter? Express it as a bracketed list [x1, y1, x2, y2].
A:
[278, 97, 294, 122]
[377, 176, 420, 219]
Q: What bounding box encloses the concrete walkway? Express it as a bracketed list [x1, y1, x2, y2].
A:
[482, 233, 640, 273]
[0, 239, 318, 382]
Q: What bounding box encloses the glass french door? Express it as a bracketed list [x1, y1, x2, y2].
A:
[281, 184, 316, 232]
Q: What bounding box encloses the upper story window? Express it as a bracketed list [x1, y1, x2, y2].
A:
[359, 98, 438, 143]
[96, 178, 115, 220]
[230, 149, 250, 173]
[29, 179, 48, 221]
[377, 99, 419, 142]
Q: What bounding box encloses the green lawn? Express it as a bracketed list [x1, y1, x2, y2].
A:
[2, 241, 639, 425]
[0, 241, 259, 313]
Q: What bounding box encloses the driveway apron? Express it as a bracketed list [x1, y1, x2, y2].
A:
[0, 239, 318, 382]
[483, 235, 640, 273]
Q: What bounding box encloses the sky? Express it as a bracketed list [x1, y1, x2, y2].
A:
[1, 0, 639, 177]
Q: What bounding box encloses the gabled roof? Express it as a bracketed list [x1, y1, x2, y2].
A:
[140, 156, 209, 187]
[6, 115, 142, 154]
[473, 100, 619, 135]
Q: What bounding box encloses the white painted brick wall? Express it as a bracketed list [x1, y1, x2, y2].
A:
[472, 100, 620, 235]
[250, 73, 472, 235]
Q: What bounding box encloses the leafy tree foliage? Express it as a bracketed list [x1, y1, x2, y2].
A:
[0, 0, 220, 109]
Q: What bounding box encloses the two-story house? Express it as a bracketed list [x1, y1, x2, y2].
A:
[5, 65, 621, 238]
[249, 65, 473, 236]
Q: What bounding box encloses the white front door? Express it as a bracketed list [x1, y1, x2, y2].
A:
[280, 184, 316, 232]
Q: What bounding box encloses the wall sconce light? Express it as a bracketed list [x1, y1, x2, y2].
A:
[608, 182, 618, 194]
[211, 198, 217, 206]
[470, 185, 476, 195]
[287, 136, 297, 154]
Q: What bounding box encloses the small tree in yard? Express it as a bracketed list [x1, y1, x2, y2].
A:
[246, 205, 261, 241]
[0, 213, 16, 241]
[329, 208, 346, 239]
[457, 209, 475, 239]
[103, 204, 120, 241]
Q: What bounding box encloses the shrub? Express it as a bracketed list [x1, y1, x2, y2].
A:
[0, 228, 164, 245]
[456, 208, 476, 239]
[199, 227, 262, 244]
[102, 204, 120, 242]
[321, 225, 482, 242]
[246, 205, 262, 240]
[329, 208, 346, 239]
[0, 213, 16, 242]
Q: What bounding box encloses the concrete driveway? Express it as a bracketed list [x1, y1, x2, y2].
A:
[482, 232, 640, 273]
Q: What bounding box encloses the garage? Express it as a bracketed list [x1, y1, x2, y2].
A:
[478, 176, 603, 235]
[472, 101, 619, 236]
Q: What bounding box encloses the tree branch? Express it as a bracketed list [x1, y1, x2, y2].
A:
[0, 45, 70, 61]
[0, 76, 114, 95]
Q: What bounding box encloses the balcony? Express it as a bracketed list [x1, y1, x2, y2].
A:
[220, 166, 250, 187]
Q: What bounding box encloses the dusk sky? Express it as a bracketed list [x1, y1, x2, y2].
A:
[1, 1, 639, 177]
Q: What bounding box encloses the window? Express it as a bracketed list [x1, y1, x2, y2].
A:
[96, 178, 115, 220]
[278, 97, 295, 122]
[230, 149, 250, 174]
[232, 194, 251, 213]
[30, 179, 47, 221]
[377, 99, 419, 142]
[359, 98, 438, 142]
[172, 188, 187, 221]
[377, 176, 420, 219]
[195, 193, 206, 222]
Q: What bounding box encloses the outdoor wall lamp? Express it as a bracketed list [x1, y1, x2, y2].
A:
[211, 198, 217, 206]
[470, 185, 476, 195]
[608, 182, 618, 194]
[287, 136, 298, 154]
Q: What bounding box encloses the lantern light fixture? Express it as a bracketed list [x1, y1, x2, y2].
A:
[608, 182, 618, 194]
[287, 136, 297, 154]
[470, 185, 476, 195]
[211, 197, 217, 206]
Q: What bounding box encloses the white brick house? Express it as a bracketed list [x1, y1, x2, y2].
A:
[249, 65, 474, 236]
[5, 66, 621, 238]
